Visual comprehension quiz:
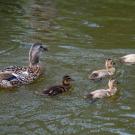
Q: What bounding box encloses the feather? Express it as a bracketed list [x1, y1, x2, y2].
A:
[0, 43, 47, 88]
[0, 71, 16, 81]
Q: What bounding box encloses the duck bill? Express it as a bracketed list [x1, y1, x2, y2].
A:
[41, 46, 48, 52]
[70, 78, 74, 81]
[116, 81, 120, 84]
[84, 94, 91, 99]
[43, 47, 48, 52]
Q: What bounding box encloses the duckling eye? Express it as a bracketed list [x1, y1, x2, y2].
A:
[92, 73, 98, 77]
[66, 79, 70, 82]
[39, 46, 43, 49]
[107, 58, 112, 61]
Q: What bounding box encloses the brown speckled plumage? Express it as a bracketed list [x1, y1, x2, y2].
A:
[0, 43, 48, 88]
[40, 75, 74, 96]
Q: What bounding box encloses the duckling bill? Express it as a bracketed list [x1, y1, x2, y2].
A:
[40, 75, 74, 96]
[88, 59, 116, 81]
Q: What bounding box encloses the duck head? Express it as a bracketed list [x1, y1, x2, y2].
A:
[29, 43, 48, 67]
[105, 59, 115, 70]
[62, 75, 74, 86]
[108, 79, 118, 90]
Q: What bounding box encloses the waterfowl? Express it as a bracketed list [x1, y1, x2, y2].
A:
[88, 59, 116, 81]
[0, 43, 48, 88]
[120, 54, 135, 64]
[40, 75, 74, 96]
[84, 79, 118, 100]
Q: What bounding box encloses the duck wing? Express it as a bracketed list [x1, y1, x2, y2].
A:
[0, 71, 21, 88]
[42, 85, 66, 96]
[89, 69, 109, 80]
[0, 70, 30, 87]
[2, 66, 27, 73]
[90, 89, 108, 99]
[0, 71, 17, 81]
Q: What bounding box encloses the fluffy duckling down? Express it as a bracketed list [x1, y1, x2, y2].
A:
[88, 59, 116, 81]
[38, 75, 74, 96]
[84, 79, 118, 100]
[120, 54, 135, 64]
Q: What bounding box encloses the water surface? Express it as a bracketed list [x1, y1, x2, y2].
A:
[0, 0, 135, 134]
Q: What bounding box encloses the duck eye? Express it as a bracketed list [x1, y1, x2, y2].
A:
[40, 46, 43, 49]
[107, 58, 111, 61]
[92, 73, 98, 77]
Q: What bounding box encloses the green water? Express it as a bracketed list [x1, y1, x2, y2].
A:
[0, 0, 135, 134]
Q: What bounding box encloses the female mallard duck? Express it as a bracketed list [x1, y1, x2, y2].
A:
[84, 79, 118, 100]
[88, 59, 116, 81]
[39, 75, 74, 96]
[120, 54, 135, 64]
[0, 43, 48, 88]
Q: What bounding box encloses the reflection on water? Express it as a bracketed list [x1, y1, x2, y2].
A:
[0, 0, 135, 134]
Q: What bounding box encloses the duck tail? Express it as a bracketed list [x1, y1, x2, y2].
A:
[84, 93, 93, 99]
[84, 94, 99, 103]
[35, 91, 49, 96]
[119, 57, 125, 63]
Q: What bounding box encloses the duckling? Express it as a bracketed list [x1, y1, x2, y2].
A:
[84, 79, 118, 100]
[40, 75, 74, 96]
[120, 54, 135, 64]
[88, 59, 116, 81]
[0, 43, 48, 88]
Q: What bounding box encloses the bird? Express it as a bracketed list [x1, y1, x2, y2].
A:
[120, 54, 135, 65]
[38, 75, 74, 96]
[84, 79, 118, 100]
[0, 43, 48, 88]
[88, 59, 116, 81]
